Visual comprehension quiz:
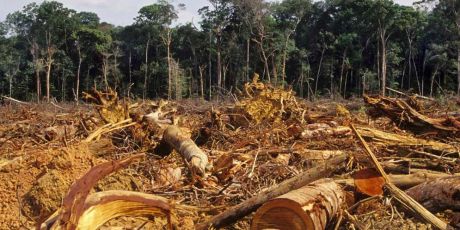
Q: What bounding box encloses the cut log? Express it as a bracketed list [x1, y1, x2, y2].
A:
[406, 176, 460, 213]
[43, 154, 145, 230]
[251, 179, 344, 230]
[163, 125, 208, 176]
[42, 190, 173, 230]
[195, 153, 348, 230]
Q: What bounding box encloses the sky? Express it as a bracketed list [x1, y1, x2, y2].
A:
[0, 0, 417, 27]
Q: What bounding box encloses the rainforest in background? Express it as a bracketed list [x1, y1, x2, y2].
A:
[0, 0, 458, 102]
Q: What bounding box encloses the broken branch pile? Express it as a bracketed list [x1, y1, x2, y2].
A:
[3, 82, 460, 229]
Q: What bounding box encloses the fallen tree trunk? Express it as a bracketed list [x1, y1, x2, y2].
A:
[41, 190, 173, 230]
[163, 125, 208, 176]
[406, 176, 460, 213]
[195, 153, 348, 230]
[337, 171, 460, 190]
[251, 179, 344, 230]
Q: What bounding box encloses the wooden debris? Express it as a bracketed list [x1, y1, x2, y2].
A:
[251, 179, 344, 230]
[195, 153, 348, 230]
[163, 125, 209, 176]
[41, 191, 173, 230]
[351, 124, 449, 230]
[43, 154, 145, 230]
[356, 126, 457, 154]
[406, 176, 460, 213]
[364, 95, 460, 135]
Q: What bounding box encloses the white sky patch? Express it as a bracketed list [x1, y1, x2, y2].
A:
[1, 0, 417, 27]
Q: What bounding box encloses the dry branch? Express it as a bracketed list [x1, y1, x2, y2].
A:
[406, 176, 460, 213]
[351, 124, 449, 230]
[251, 179, 344, 230]
[195, 153, 348, 230]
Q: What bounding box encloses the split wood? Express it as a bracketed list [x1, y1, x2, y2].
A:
[350, 124, 448, 230]
[195, 153, 348, 230]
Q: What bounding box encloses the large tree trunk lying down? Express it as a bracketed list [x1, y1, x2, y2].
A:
[251, 179, 344, 230]
[41, 190, 173, 230]
[163, 125, 208, 176]
[406, 176, 460, 213]
[195, 154, 348, 230]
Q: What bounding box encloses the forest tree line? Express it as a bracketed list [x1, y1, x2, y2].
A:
[0, 0, 459, 102]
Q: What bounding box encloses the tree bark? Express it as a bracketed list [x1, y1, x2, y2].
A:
[195, 154, 348, 230]
[166, 29, 172, 100]
[314, 47, 325, 97]
[406, 176, 460, 213]
[246, 38, 250, 83]
[143, 37, 150, 100]
[217, 34, 222, 91]
[251, 179, 344, 230]
[76, 47, 82, 104]
[199, 65, 205, 100]
[457, 46, 460, 96]
[163, 125, 208, 176]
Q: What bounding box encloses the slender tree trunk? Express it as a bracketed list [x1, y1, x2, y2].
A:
[412, 55, 421, 95]
[208, 32, 212, 99]
[143, 37, 150, 100]
[430, 65, 439, 97]
[199, 65, 205, 100]
[407, 37, 413, 90]
[272, 54, 278, 86]
[129, 50, 132, 86]
[45, 31, 54, 103]
[76, 47, 82, 104]
[217, 35, 222, 91]
[281, 38, 289, 85]
[339, 50, 347, 94]
[102, 54, 110, 91]
[457, 46, 460, 95]
[246, 38, 250, 83]
[314, 47, 325, 97]
[36, 69, 41, 103]
[46, 62, 52, 102]
[166, 30, 172, 100]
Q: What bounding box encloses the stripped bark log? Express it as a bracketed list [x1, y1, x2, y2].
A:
[195, 153, 348, 230]
[406, 176, 460, 213]
[43, 154, 145, 230]
[251, 179, 344, 230]
[163, 125, 208, 176]
[41, 190, 173, 230]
